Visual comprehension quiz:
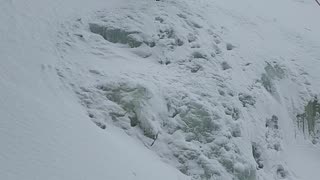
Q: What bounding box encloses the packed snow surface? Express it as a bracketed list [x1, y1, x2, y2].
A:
[1, 0, 320, 180]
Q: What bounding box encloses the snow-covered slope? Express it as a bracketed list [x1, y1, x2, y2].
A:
[1, 0, 320, 180]
[0, 0, 188, 179]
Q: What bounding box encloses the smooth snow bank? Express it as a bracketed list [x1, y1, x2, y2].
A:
[0, 0, 188, 179]
[285, 143, 320, 180]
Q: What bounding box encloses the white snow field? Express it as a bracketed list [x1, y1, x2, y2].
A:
[1, 0, 320, 180]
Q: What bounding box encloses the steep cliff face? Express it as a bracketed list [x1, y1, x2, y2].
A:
[56, 0, 320, 179]
[1, 0, 320, 180]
